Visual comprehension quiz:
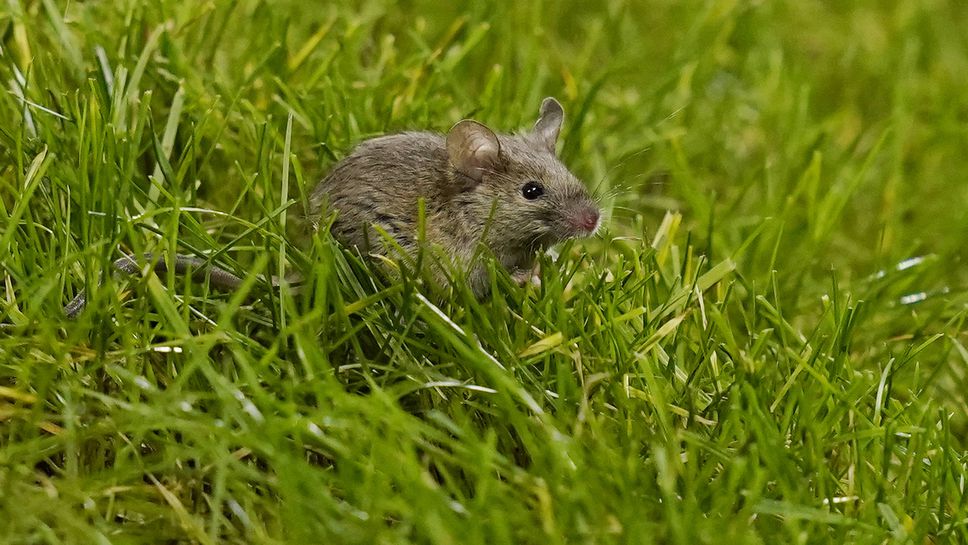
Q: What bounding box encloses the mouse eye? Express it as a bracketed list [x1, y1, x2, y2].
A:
[522, 181, 545, 200]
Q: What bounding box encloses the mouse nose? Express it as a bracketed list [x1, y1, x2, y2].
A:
[572, 207, 601, 233]
[582, 209, 600, 231]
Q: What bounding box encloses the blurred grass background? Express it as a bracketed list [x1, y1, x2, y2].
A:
[2, 1, 968, 543]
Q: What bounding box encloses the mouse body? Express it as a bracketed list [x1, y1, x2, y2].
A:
[62, 98, 600, 316]
[309, 97, 600, 294]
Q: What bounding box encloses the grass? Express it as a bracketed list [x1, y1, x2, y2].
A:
[2, 0, 968, 543]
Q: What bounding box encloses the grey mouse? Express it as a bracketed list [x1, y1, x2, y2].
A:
[309, 96, 600, 294]
[64, 97, 600, 316]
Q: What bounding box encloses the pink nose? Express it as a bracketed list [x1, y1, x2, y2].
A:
[574, 208, 600, 232]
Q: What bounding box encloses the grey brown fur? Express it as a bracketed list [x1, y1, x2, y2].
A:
[309, 97, 600, 294]
[63, 97, 600, 316]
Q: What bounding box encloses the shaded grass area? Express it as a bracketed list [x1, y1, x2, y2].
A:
[2, 1, 968, 543]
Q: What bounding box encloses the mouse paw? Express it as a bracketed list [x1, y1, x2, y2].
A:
[512, 264, 541, 288]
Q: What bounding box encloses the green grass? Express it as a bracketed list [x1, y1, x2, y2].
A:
[2, 1, 968, 543]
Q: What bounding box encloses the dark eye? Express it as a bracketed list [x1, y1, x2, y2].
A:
[522, 180, 544, 200]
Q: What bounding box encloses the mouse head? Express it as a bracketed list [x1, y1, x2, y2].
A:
[445, 97, 601, 254]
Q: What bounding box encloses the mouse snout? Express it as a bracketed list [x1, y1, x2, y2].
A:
[579, 208, 600, 232]
[568, 205, 601, 235]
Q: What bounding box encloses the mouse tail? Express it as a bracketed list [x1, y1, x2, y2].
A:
[64, 253, 248, 318]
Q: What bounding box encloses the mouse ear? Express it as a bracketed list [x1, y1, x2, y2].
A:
[532, 97, 564, 154]
[447, 120, 501, 182]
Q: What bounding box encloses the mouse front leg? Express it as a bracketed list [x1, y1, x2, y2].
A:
[511, 262, 540, 288]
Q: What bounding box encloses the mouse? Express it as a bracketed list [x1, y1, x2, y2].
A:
[63, 97, 601, 316]
[308, 96, 601, 295]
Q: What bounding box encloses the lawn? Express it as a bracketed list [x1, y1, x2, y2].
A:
[2, 1, 968, 543]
